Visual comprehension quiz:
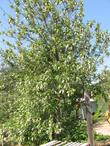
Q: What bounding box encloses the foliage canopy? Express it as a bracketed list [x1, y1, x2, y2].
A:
[0, 0, 110, 145]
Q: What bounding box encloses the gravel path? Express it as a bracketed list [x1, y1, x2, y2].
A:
[94, 120, 110, 135]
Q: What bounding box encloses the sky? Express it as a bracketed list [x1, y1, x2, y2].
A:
[84, 0, 110, 69]
[0, 0, 110, 70]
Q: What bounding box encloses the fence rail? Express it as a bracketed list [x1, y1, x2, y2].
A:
[41, 140, 89, 146]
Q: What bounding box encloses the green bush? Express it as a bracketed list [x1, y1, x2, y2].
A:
[95, 133, 110, 141]
[92, 111, 103, 124]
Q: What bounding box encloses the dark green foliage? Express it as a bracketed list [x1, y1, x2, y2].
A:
[95, 133, 110, 141]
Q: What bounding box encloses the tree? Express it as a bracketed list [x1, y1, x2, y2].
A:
[100, 69, 110, 95]
[0, 0, 110, 145]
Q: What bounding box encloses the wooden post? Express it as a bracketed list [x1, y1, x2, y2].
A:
[84, 92, 94, 146]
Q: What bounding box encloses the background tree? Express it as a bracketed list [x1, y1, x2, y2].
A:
[0, 0, 110, 145]
[96, 69, 110, 112]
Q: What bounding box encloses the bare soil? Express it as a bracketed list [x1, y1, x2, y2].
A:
[94, 120, 110, 145]
[94, 120, 110, 136]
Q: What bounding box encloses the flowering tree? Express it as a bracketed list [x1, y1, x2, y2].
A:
[0, 0, 110, 145]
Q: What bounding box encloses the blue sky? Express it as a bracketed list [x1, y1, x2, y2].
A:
[84, 0, 110, 69]
[0, 0, 110, 69]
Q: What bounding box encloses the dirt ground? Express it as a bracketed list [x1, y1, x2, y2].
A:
[94, 120, 110, 146]
[94, 120, 110, 136]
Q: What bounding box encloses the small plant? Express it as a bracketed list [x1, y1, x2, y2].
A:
[92, 111, 104, 124]
[95, 133, 110, 141]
